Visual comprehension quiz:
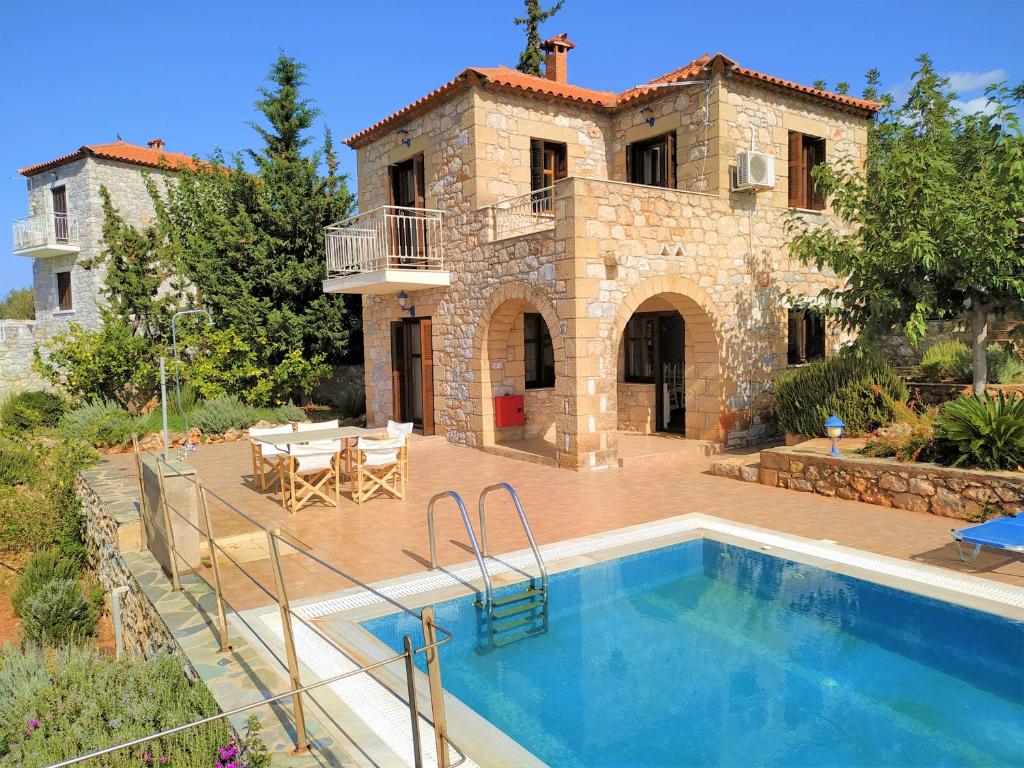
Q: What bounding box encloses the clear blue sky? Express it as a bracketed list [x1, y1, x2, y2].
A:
[2, 0, 1021, 294]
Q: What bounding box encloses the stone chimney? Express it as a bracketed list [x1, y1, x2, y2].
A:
[147, 138, 166, 150]
[540, 34, 575, 84]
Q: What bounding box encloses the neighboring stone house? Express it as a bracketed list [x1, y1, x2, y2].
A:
[12, 139, 197, 336]
[326, 40, 880, 470]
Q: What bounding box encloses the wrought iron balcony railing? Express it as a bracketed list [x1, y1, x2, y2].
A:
[324, 205, 444, 277]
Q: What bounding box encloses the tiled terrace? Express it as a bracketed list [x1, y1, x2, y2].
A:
[107, 436, 1024, 614]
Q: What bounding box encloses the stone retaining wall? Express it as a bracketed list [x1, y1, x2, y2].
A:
[0, 320, 48, 398]
[756, 445, 1024, 520]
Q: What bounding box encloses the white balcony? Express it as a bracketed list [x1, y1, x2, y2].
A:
[491, 186, 556, 241]
[322, 206, 449, 295]
[12, 213, 81, 257]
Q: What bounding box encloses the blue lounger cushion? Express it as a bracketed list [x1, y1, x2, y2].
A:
[954, 513, 1024, 553]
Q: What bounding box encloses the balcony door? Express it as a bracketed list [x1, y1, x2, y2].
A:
[51, 186, 68, 243]
[391, 317, 434, 435]
[388, 155, 428, 266]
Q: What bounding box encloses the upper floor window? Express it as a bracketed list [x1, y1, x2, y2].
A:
[389, 154, 425, 209]
[51, 185, 69, 242]
[529, 139, 567, 213]
[524, 313, 555, 389]
[627, 131, 676, 188]
[56, 270, 73, 312]
[787, 132, 826, 210]
[787, 308, 825, 365]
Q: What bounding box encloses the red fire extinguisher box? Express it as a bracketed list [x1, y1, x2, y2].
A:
[494, 394, 525, 427]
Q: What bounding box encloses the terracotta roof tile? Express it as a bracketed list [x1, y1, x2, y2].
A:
[19, 140, 201, 176]
[344, 52, 881, 148]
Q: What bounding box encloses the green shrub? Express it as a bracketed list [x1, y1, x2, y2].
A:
[933, 391, 1024, 471]
[11, 549, 81, 618]
[0, 441, 40, 486]
[0, 439, 95, 558]
[919, 340, 971, 382]
[0, 645, 228, 766]
[273, 401, 305, 422]
[0, 390, 66, 431]
[190, 395, 259, 434]
[0, 286, 35, 320]
[988, 344, 1024, 385]
[774, 354, 909, 437]
[861, 394, 938, 463]
[60, 400, 138, 447]
[19, 578, 97, 646]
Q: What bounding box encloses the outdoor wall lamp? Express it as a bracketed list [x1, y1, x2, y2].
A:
[640, 106, 656, 127]
[401, 138, 412, 147]
[824, 414, 845, 457]
[397, 291, 416, 317]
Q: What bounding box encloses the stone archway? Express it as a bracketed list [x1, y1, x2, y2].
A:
[471, 282, 567, 455]
[610, 276, 727, 442]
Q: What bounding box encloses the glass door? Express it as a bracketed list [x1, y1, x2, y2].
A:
[656, 313, 686, 434]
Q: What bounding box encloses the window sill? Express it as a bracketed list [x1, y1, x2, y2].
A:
[792, 207, 826, 216]
[525, 384, 556, 392]
[52, 310, 76, 316]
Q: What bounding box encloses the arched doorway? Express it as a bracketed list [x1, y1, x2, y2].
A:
[473, 284, 566, 462]
[612, 279, 724, 442]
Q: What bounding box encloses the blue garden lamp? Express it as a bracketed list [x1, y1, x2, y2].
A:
[824, 415, 845, 457]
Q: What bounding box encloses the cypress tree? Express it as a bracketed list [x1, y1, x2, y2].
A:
[514, 0, 564, 76]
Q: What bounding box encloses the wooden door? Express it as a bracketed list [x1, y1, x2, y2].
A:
[390, 318, 434, 434]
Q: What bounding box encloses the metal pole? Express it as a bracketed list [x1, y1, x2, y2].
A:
[197, 482, 230, 652]
[266, 525, 309, 754]
[421, 606, 449, 768]
[171, 308, 213, 451]
[403, 636, 424, 768]
[159, 357, 169, 462]
[155, 461, 181, 592]
[131, 434, 149, 550]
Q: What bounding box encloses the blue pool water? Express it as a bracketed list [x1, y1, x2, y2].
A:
[362, 540, 1024, 767]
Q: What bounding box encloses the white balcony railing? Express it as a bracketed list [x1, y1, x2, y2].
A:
[324, 205, 444, 277]
[12, 213, 80, 253]
[492, 186, 556, 240]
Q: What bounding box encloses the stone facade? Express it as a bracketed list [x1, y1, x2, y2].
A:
[752, 445, 1024, 520]
[23, 156, 178, 336]
[345, 58, 873, 469]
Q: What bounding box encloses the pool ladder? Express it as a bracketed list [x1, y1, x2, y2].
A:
[427, 483, 549, 647]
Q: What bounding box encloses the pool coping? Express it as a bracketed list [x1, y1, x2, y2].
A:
[243, 513, 1024, 768]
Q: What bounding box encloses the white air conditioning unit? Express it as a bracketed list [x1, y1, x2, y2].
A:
[734, 150, 776, 190]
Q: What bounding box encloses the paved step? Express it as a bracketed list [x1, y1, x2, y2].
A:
[616, 438, 723, 469]
[709, 457, 761, 483]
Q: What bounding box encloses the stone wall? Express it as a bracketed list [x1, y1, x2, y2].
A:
[756, 445, 1024, 519]
[878, 316, 1023, 368]
[0, 320, 48, 398]
[617, 382, 656, 433]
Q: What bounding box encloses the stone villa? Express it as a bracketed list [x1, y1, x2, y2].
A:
[324, 38, 880, 470]
[13, 140, 197, 335]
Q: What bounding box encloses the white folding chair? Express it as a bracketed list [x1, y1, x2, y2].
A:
[387, 420, 414, 479]
[283, 442, 341, 514]
[248, 425, 294, 491]
[351, 436, 407, 505]
[297, 419, 339, 432]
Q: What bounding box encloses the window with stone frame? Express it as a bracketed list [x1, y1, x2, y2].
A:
[55, 270, 73, 312]
[626, 131, 677, 188]
[787, 131, 827, 210]
[529, 139, 567, 213]
[787, 308, 826, 365]
[624, 313, 658, 382]
[524, 313, 555, 388]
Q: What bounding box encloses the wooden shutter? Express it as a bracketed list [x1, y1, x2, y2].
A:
[387, 165, 397, 205]
[786, 310, 802, 365]
[51, 186, 67, 214]
[666, 132, 677, 189]
[419, 318, 435, 435]
[391, 322, 404, 421]
[413, 154, 426, 209]
[809, 140, 826, 211]
[555, 143, 567, 181]
[625, 142, 634, 184]
[530, 139, 544, 191]
[57, 271, 72, 311]
[787, 132, 804, 208]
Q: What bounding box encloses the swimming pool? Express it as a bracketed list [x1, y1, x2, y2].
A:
[362, 538, 1024, 767]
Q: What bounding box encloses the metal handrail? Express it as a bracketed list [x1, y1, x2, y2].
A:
[324, 204, 445, 277]
[122, 453, 463, 768]
[426, 490, 493, 609]
[478, 482, 549, 596]
[490, 185, 556, 240]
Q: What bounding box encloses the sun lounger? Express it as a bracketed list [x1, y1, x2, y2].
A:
[952, 512, 1024, 561]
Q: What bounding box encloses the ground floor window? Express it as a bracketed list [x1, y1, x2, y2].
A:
[787, 308, 826, 365]
[524, 313, 555, 388]
[624, 313, 657, 382]
[55, 270, 73, 312]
